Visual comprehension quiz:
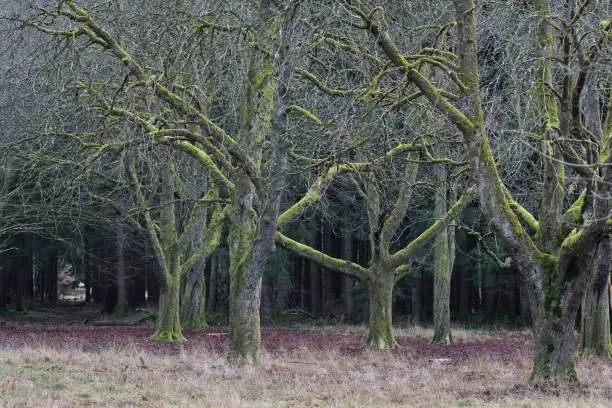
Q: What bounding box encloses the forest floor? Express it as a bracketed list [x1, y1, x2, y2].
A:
[0, 307, 611, 407]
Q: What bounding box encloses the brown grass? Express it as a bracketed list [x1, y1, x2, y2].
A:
[1, 333, 610, 408]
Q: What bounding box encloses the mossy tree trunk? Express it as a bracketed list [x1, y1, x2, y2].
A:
[432, 170, 455, 345]
[365, 267, 397, 349]
[228, 176, 267, 364]
[531, 304, 579, 384]
[342, 0, 610, 384]
[128, 150, 226, 340]
[225, 0, 292, 364]
[276, 164, 472, 350]
[442, 0, 611, 385]
[154, 271, 184, 341]
[130, 160, 184, 341]
[152, 162, 185, 341]
[529, 255, 594, 384]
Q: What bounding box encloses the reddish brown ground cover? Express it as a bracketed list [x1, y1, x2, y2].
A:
[0, 324, 531, 364]
[1, 316, 610, 407]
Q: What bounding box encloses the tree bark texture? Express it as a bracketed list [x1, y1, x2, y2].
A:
[432, 166, 455, 344]
[228, 178, 265, 364]
[580, 239, 612, 358]
[365, 269, 397, 349]
[181, 257, 208, 331]
[153, 272, 184, 341]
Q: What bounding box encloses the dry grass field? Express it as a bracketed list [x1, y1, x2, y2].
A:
[0, 324, 610, 407]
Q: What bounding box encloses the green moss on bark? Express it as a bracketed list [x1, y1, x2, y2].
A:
[365, 271, 397, 349]
[153, 276, 185, 341]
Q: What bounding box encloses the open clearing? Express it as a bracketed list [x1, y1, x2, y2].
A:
[0, 321, 610, 407]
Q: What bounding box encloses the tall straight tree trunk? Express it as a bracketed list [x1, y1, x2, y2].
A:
[458, 267, 470, 323]
[14, 252, 27, 311]
[341, 233, 354, 318]
[0, 259, 6, 311]
[92, 246, 102, 304]
[84, 244, 92, 303]
[432, 167, 455, 344]
[151, 161, 184, 340]
[309, 260, 321, 315]
[228, 177, 268, 364]
[181, 200, 210, 331]
[24, 245, 34, 303]
[228, 246, 265, 364]
[45, 249, 58, 306]
[182, 258, 208, 331]
[321, 220, 333, 314]
[309, 222, 321, 315]
[579, 60, 611, 359]
[115, 226, 129, 318]
[366, 267, 397, 349]
[410, 270, 422, 325]
[300, 258, 307, 310]
[226, 0, 291, 364]
[580, 239, 612, 358]
[151, 185, 185, 341]
[207, 252, 218, 315]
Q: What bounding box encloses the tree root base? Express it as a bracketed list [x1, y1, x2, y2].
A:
[151, 330, 186, 341]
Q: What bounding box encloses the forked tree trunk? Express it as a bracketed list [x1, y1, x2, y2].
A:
[531, 306, 579, 384]
[366, 269, 397, 349]
[580, 239, 612, 358]
[528, 258, 592, 385]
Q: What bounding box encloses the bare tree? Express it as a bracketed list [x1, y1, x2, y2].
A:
[338, 0, 610, 384]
